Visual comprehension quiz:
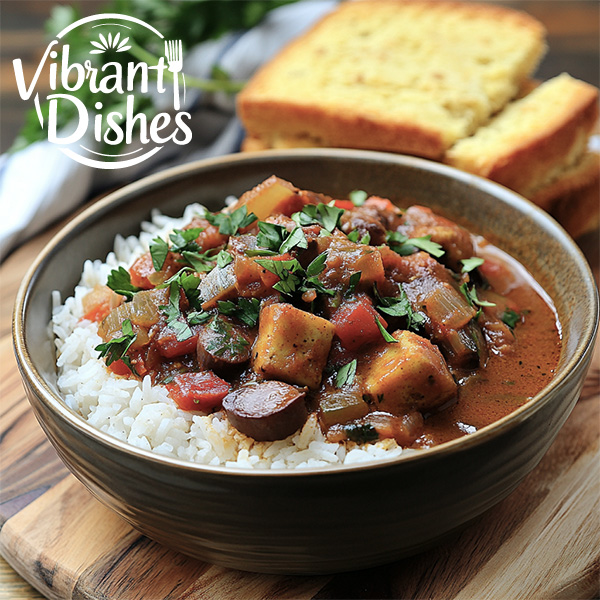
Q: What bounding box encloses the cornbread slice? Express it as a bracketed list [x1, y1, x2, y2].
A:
[445, 73, 599, 201]
[237, 0, 547, 159]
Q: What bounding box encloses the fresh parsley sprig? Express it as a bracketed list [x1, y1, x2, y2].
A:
[95, 318, 138, 374]
[204, 206, 257, 236]
[336, 359, 357, 388]
[291, 203, 345, 233]
[217, 297, 261, 327]
[106, 266, 140, 300]
[386, 231, 445, 259]
[374, 284, 425, 332]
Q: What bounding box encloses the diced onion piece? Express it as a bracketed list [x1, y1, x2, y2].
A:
[424, 284, 476, 330]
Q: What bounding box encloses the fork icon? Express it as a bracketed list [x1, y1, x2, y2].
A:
[165, 40, 183, 110]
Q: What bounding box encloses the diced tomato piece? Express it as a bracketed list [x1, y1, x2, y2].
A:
[166, 371, 231, 412]
[331, 297, 388, 351]
[333, 200, 356, 210]
[108, 359, 134, 376]
[81, 285, 122, 323]
[156, 328, 199, 358]
[83, 302, 112, 323]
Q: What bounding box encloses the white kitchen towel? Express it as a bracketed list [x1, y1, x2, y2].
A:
[0, 1, 336, 259]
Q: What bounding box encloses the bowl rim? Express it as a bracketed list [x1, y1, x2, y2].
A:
[12, 148, 599, 477]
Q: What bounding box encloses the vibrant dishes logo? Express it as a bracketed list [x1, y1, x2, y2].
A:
[12, 14, 192, 169]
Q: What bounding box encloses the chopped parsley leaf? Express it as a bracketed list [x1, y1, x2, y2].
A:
[256, 221, 287, 251]
[205, 205, 257, 236]
[216, 250, 233, 268]
[459, 283, 496, 309]
[386, 231, 445, 259]
[94, 318, 138, 374]
[217, 297, 261, 327]
[149, 236, 169, 271]
[279, 226, 308, 254]
[376, 316, 397, 343]
[181, 249, 217, 273]
[291, 202, 344, 233]
[306, 252, 328, 277]
[461, 256, 485, 273]
[375, 284, 424, 331]
[501, 308, 521, 330]
[336, 359, 357, 388]
[106, 267, 140, 301]
[344, 422, 379, 443]
[349, 189, 368, 206]
[345, 271, 362, 297]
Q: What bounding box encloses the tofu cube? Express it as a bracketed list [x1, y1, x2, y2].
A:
[360, 330, 456, 413]
[252, 303, 335, 389]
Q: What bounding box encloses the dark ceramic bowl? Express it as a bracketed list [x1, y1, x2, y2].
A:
[13, 149, 598, 574]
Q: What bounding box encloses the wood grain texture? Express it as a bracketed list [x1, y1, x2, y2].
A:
[0, 208, 598, 599]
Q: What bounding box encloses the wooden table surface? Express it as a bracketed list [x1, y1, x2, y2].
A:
[1, 1, 599, 599]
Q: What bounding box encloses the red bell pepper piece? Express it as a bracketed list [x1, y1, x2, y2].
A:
[331, 297, 388, 351]
[333, 199, 356, 210]
[166, 371, 231, 412]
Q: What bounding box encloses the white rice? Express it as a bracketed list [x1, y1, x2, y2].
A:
[52, 204, 409, 469]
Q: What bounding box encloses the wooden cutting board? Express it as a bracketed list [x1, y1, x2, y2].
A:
[0, 221, 598, 600]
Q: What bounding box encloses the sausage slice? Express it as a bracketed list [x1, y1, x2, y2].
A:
[223, 381, 308, 441]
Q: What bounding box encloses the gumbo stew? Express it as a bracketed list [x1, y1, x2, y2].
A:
[85, 176, 562, 448]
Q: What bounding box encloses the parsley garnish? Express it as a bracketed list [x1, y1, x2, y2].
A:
[95, 318, 138, 374]
[375, 284, 425, 332]
[291, 202, 345, 233]
[255, 257, 304, 295]
[279, 226, 308, 254]
[461, 257, 485, 273]
[344, 422, 379, 443]
[205, 206, 257, 236]
[345, 271, 362, 297]
[336, 359, 357, 388]
[205, 316, 249, 357]
[217, 297, 261, 327]
[375, 316, 397, 343]
[459, 283, 496, 309]
[501, 308, 521, 330]
[106, 267, 140, 301]
[306, 252, 328, 277]
[216, 250, 233, 268]
[347, 230, 371, 245]
[149, 236, 169, 271]
[256, 222, 287, 251]
[170, 227, 204, 253]
[181, 249, 217, 273]
[387, 231, 445, 259]
[349, 190, 368, 206]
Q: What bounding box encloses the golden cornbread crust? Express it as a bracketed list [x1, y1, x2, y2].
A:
[445, 74, 599, 199]
[237, 0, 547, 159]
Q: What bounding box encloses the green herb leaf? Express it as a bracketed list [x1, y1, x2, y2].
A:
[181, 250, 217, 273]
[345, 271, 362, 297]
[347, 230, 360, 243]
[359, 232, 371, 245]
[149, 236, 169, 271]
[256, 221, 287, 251]
[216, 250, 233, 268]
[336, 359, 357, 388]
[106, 267, 140, 301]
[279, 226, 308, 254]
[460, 283, 496, 309]
[376, 317, 397, 343]
[349, 190, 368, 206]
[387, 231, 445, 259]
[376, 284, 425, 331]
[344, 422, 379, 443]
[217, 297, 261, 327]
[255, 258, 304, 296]
[188, 310, 212, 325]
[461, 257, 485, 273]
[292, 203, 344, 233]
[169, 227, 204, 253]
[205, 206, 257, 236]
[306, 252, 328, 277]
[501, 308, 521, 330]
[94, 318, 138, 374]
[244, 248, 279, 257]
